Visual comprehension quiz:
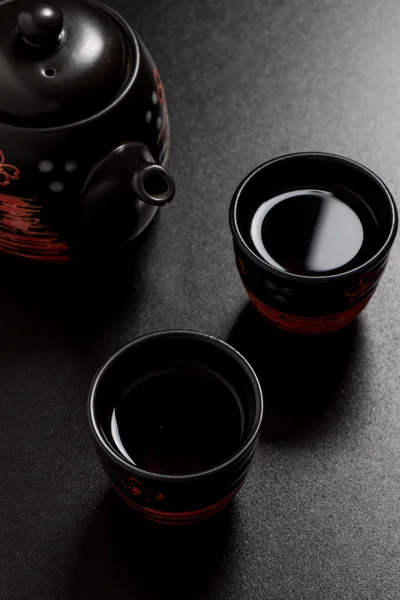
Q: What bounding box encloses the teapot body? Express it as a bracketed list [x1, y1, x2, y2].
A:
[0, 4, 170, 262]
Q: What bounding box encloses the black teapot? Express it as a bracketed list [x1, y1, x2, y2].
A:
[0, 0, 175, 262]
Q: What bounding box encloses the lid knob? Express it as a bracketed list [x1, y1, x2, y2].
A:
[0, 0, 131, 125]
[18, 3, 63, 48]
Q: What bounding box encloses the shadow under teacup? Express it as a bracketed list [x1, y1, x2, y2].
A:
[230, 152, 398, 334]
[88, 330, 263, 525]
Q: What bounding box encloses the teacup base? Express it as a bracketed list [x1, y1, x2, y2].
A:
[114, 485, 241, 525]
[246, 288, 372, 335]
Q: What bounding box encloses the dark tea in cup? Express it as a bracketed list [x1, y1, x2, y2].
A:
[249, 188, 380, 276]
[110, 362, 244, 476]
[230, 153, 398, 334]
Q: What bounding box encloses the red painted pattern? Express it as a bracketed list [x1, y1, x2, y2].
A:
[154, 68, 166, 106]
[0, 151, 20, 187]
[114, 484, 241, 525]
[345, 267, 384, 304]
[116, 473, 164, 503]
[236, 256, 248, 275]
[0, 192, 70, 262]
[153, 68, 170, 167]
[246, 287, 373, 334]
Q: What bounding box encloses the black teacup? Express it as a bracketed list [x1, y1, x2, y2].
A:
[88, 330, 263, 525]
[230, 152, 398, 334]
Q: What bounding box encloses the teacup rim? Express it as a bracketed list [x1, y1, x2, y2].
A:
[88, 329, 264, 483]
[230, 151, 398, 284]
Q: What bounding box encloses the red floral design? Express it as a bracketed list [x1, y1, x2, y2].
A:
[115, 485, 241, 525]
[154, 68, 166, 105]
[345, 268, 384, 303]
[236, 255, 248, 275]
[153, 68, 170, 166]
[116, 473, 164, 503]
[0, 150, 20, 187]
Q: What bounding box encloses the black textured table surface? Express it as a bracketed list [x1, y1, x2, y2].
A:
[1, 0, 400, 598]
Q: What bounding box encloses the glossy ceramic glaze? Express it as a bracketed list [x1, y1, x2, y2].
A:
[88, 331, 263, 525]
[0, 0, 174, 262]
[230, 153, 398, 334]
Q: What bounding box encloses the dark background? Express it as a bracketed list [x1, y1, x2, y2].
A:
[1, 0, 400, 598]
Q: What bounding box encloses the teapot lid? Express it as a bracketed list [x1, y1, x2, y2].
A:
[0, 0, 131, 126]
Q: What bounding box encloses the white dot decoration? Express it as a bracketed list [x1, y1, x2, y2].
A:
[38, 160, 54, 173]
[151, 91, 158, 105]
[264, 280, 278, 291]
[49, 181, 64, 192]
[145, 110, 152, 124]
[281, 286, 294, 296]
[273, 294, 288, 305]
[65, 161, 78, 172]
[156, 116, 162, 130]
